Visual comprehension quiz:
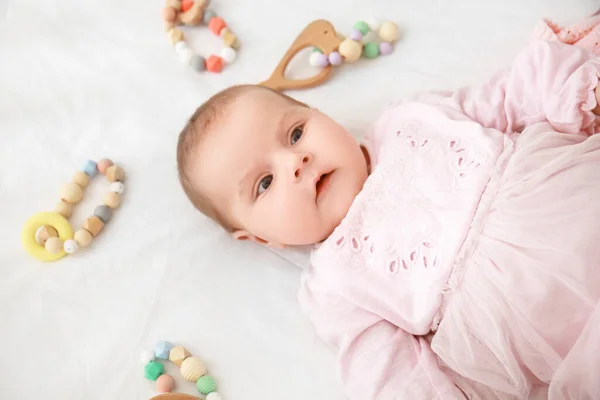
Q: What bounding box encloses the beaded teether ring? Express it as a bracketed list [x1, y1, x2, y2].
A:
[161, 0, 240, 73]
[144, 340, 223, 400]
[21, 159, 125, 262]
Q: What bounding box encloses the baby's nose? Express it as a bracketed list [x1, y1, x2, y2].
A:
[293, 153, 312, 179]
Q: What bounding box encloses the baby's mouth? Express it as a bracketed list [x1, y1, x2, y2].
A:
[315, 171, 333, 201]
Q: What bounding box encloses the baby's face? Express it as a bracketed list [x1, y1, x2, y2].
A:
[192, 89, 368, 246]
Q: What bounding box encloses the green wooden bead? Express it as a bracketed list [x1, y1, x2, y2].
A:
[312, 47, 323, 53]
[196, 375, 217, 395]
[363, 42, 380, 59]
[353, 21, 370, 36]
[145, 361, 164, 381]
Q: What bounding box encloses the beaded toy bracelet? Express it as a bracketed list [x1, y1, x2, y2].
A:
[162, 0, 240, 73]
[143, 340, 222, 399]
[21, 159, 125, 262]
[309, 18, 399, 68]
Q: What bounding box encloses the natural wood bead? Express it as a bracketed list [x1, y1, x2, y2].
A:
[179, 0, 206, 25]
[223, 31, 239, 49]
[61, 182, 83, 204]
[106, 165, 125, 183]
[169, 345, 192, 367]
[338, 38, 362, 63]
[83, 216, 104, 237]
[72, 171, 89, 188]
[45, 237, 63, 254]
[379, 21, 400, 42]
[180, 357, 207, 382]
[97, 158, 114, 175]
[104, 192, 121, 209]
[168, 28, 184, 44]
[164, 21, 176, 31]
[35, 225, 58, 246]
[55, 201, 74, 218]
[166, 0, 182, 11]
[74, 229, 93, 247]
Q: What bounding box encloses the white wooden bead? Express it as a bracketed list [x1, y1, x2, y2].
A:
[63, 239, 78, 254]
[175, 41, 188, 55]
[309, 52, 321, 67]
[367, 17, 382, 31]
[206, 393, 222, 400]
[140, 350, 155, 364]
[110, 182, 125, 194]
[180, 48, 193, 65]
[220, 47, 236, 64]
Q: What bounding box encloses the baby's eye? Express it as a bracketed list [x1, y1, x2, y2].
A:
[257, 175, 273, 195]
[290, 126, 303, 145]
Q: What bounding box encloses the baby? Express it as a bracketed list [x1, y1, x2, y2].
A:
[177, 41, 600, 399]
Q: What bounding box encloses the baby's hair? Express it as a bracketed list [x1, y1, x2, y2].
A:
[176, 84, 308, 231]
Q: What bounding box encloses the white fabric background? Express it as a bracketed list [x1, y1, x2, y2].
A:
[0, 0, 596, 399]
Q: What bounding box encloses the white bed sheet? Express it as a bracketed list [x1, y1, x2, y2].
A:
[0, 0, 597, 399]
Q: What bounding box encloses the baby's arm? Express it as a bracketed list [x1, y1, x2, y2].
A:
[444, 41, 600, 135]
[299, 278, 466, 400]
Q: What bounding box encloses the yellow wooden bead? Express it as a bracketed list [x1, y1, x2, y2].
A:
[35, 225, 58, 246]
[220, 27, 231, 37]
[61, 182, 83, 204]
[169, 345, 192, 367]
[338, 38, 362, 63]
[55, 201, 74, 218]
[72, 171, 89, 188]
[168, 28, 184, 44]
[180, 357, 207, 382]
[83, 216, 104, 237]
[74, 229, 93, 247]
[44, 237, 63, 254]
[106, 165, 125, 183]
[223, 31, 239, 49]
[104, 192, 121, 209]
[379, 21, 400, 42]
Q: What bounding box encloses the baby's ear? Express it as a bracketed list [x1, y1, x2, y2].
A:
[232, 230, 286, 249]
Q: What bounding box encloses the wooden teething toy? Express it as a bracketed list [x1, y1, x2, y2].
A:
[144, 340, 222, 400]
[161, 0, 240, 73]
[260, 18, 399, 91]
[21, 159, 125, 262]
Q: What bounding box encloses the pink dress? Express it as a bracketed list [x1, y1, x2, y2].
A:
[298, 41, 600, 400]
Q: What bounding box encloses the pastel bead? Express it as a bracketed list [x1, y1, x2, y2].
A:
[141, 350, 155, 364]
[144, 361, 164, 381]
[180, 48, 194, 65]
[220, 27, 231, 38]
[349, 29, 363, 41]
[338, 38, 362, 63]
[309, 52, 321, 67]
[181, 0, 193, 12]
[106, 165, 125, 182]
[110, 182, 125, 194]
[97, 159, 113, 175]
[168, 28, 184, 44]
[61, 183, 83, 204]
[45, 237, 63, 254]
[156, 374, 176, 393]
[55, 201, 74, 218]
[180, 356, 207, 382]
[220, 47, 236, 64]
[35, 225, 58, 246]
[83, 216, 104, 237]
[93, 205, 112, 223]
[353, 21, 371, 36]
[196, 375, 217, 395]
[363, 42, 380, 58]
[312, 47, 323, 54]
[367, 17, 382, 31]
[203, 9, 216, 25]
[167, 0, 182, 10]
[379, 42, 393, 55]
[223, 31, 239, 49]
[155, 340, 174, 360]
[82, 160, 98, 177]
[206, 393, 222, 400]
[328, 51, 343, 66]
[63, 239, 78, 254]
[169, 345, 192, 367]
[379, 21, 400, 42]
[161, 7, 177, 22]
[206, 55, 223, 73]
[104, 192, 121, 209]
[208, 17, 226, 35]
[74, 229, 93, 247]
[72, 171, 89, 188]
[190, 55, 206, 72]
[175, 41, 188, 54]
[314, 53, 329, 67]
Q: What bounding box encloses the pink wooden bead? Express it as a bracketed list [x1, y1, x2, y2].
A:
[97, 159, 114, 175]
[161, 7, 177, 22]
[156, 374, 175, 393]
